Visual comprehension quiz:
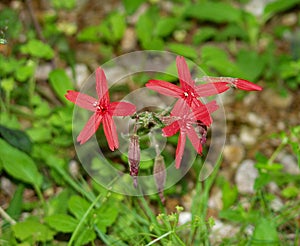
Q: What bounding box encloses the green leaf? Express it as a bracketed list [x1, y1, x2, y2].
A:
[75, 227, 96, 245]
[221, 180, 238, 209]
[20, 39, 54, 59]
[185, 2, 242, 23]
[51, 0, 76, 10]
[263, 0, 300, 23]
[0, 139, 42, 187]
[45, 214, 78, 233]
[281, 186, 299, 198]
[251, 218, 279, 245]
[193, 27, 217, 44]
[13, 218, 55, 242]
[237, 50, 265, 81]
[167, 43, 198, 59]
[0, 125, 32, 154]
[94, 200, 119, 233]
[136, 11, 154, 43]
[77, 25, 101, 42]
[1, 77, 14, 93]
[123, 0, 145, 14]
[154, 17, 178, 38]
[14, 60, 36, 82]
[26, 127, 52, 143]
[49, 69, 74, 103]
[48, 189, 70, 215]
[6, 184, 24, 220]
[68, 195, 90, 220]
[141, 38, 164, 50]
[109, 13, 126, 42]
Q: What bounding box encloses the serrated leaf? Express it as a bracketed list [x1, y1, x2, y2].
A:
[94, 200, 120, 233]
[45, 214, 78, 232]
[68, 195, 90, 220]
[185, 2, 242, 23]
[167, 43, 198, 59]
[20, 39, 54, 59]
[49, 69, 74, 103]
[0, 125, 32, 154]
[0, 139, 42, 187]
[13, 219, 55, 242]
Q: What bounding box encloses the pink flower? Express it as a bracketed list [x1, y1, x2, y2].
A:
[146, 56, 229, 110]
[201, 76, 263, 91]
[162, 100, 219, 169]
[65, 67, 136, 150]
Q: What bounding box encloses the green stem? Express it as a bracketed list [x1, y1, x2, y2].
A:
[68, 192, 103, 246]
[34, 184, 47, 215]
[268, 138, 287, 165]
[0, 206, 16, 225]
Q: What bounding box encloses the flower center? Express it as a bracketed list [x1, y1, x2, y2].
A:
[93, 101, 107, 113]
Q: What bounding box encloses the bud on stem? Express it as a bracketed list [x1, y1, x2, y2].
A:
[128, 135, 140, 188]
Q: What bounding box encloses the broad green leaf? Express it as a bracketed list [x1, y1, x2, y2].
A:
[1, 77, 14, 93]
[251, 218, 279, 245]
[263, 0, 300, 23]
[68, 195, 90, 220]
[237, 50, 265, 81]
[281, 186, 299, 198]
[14, 60, 35, 82]
[77, 25, 101, 42]
[13, 219, 55, 242]
[26, 127, 52, 143]
[136, 11, 154, 43]
[20, 39, 54, 59]
[51, 0, 76, 10]
[110, 13, 126, 42]
[141, 38, 164, 50]
[0, 139, 42, 187]
[193, 27, 217, 44]
[49, 69, 74, 103]
[95, 199, 119, 233]
[45, 214, 78, 232]
[0, 125, 32, 154]
[75, 227, 96, 245]
[154, 17, 178, 38]
[184, 2, 242, 23]
[167, 43, 198, 59]
[47, 189, 71, 215]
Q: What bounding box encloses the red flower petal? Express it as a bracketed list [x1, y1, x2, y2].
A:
[95, 67, 110, 104]
[162, 121, 180, 137]
[175, 131, 186, 169]
[195, 82, 230, 96]
[77, 113, 103, 144]
[186, 127, 202, 154]
[176, 56, 195, 89]
[235, 79, 263, 91]
[110, 102, 136, 116]
[102, 115, 119, 151]
[146, 80, 182, 98]
[171, 98, 190, 117]
[65, 90, 97, 111]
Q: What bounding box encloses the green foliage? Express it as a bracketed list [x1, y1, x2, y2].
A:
[251, 218, 279, 245]
[184, 2, 242, 23]
[0, 138, 42, 187]
[20, 39, 54, 59]
[49, 69, 74, 103]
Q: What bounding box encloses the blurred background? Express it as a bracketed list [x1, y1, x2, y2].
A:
[0, 0, 299, 245]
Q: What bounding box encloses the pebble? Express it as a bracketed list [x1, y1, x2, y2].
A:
[66, 63, 90, 88]
[178, 211, 192, 225]
[240, 126, 261, 146]
[246, 112, 264, 128]
[0, 176, 16, 197]
[35, 63, 52, 81]
[210, 219, 239, 244]
[223, 144, 245, 164]
[121, 27, 137, 52]
[282, 13, 298, 26]
[244, 0, 274, 17]
[279, 154, 300, 175]
[261, 89, 293, 109]
[270, 197, 284, 212]
[235, 159, 258, 194]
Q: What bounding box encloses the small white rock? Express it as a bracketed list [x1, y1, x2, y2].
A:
[240, 126, 261, 146]
[178, 212, 192, 225]
[280, 154, 300, 175]
[35, 63, 52, 81]
[235, 160, 258, 194]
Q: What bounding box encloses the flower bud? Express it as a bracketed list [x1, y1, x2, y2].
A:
[153, 155, 166, 203]
[128, 135, 140, 188]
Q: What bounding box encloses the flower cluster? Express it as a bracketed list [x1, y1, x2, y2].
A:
[65, 56, 262, 188]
